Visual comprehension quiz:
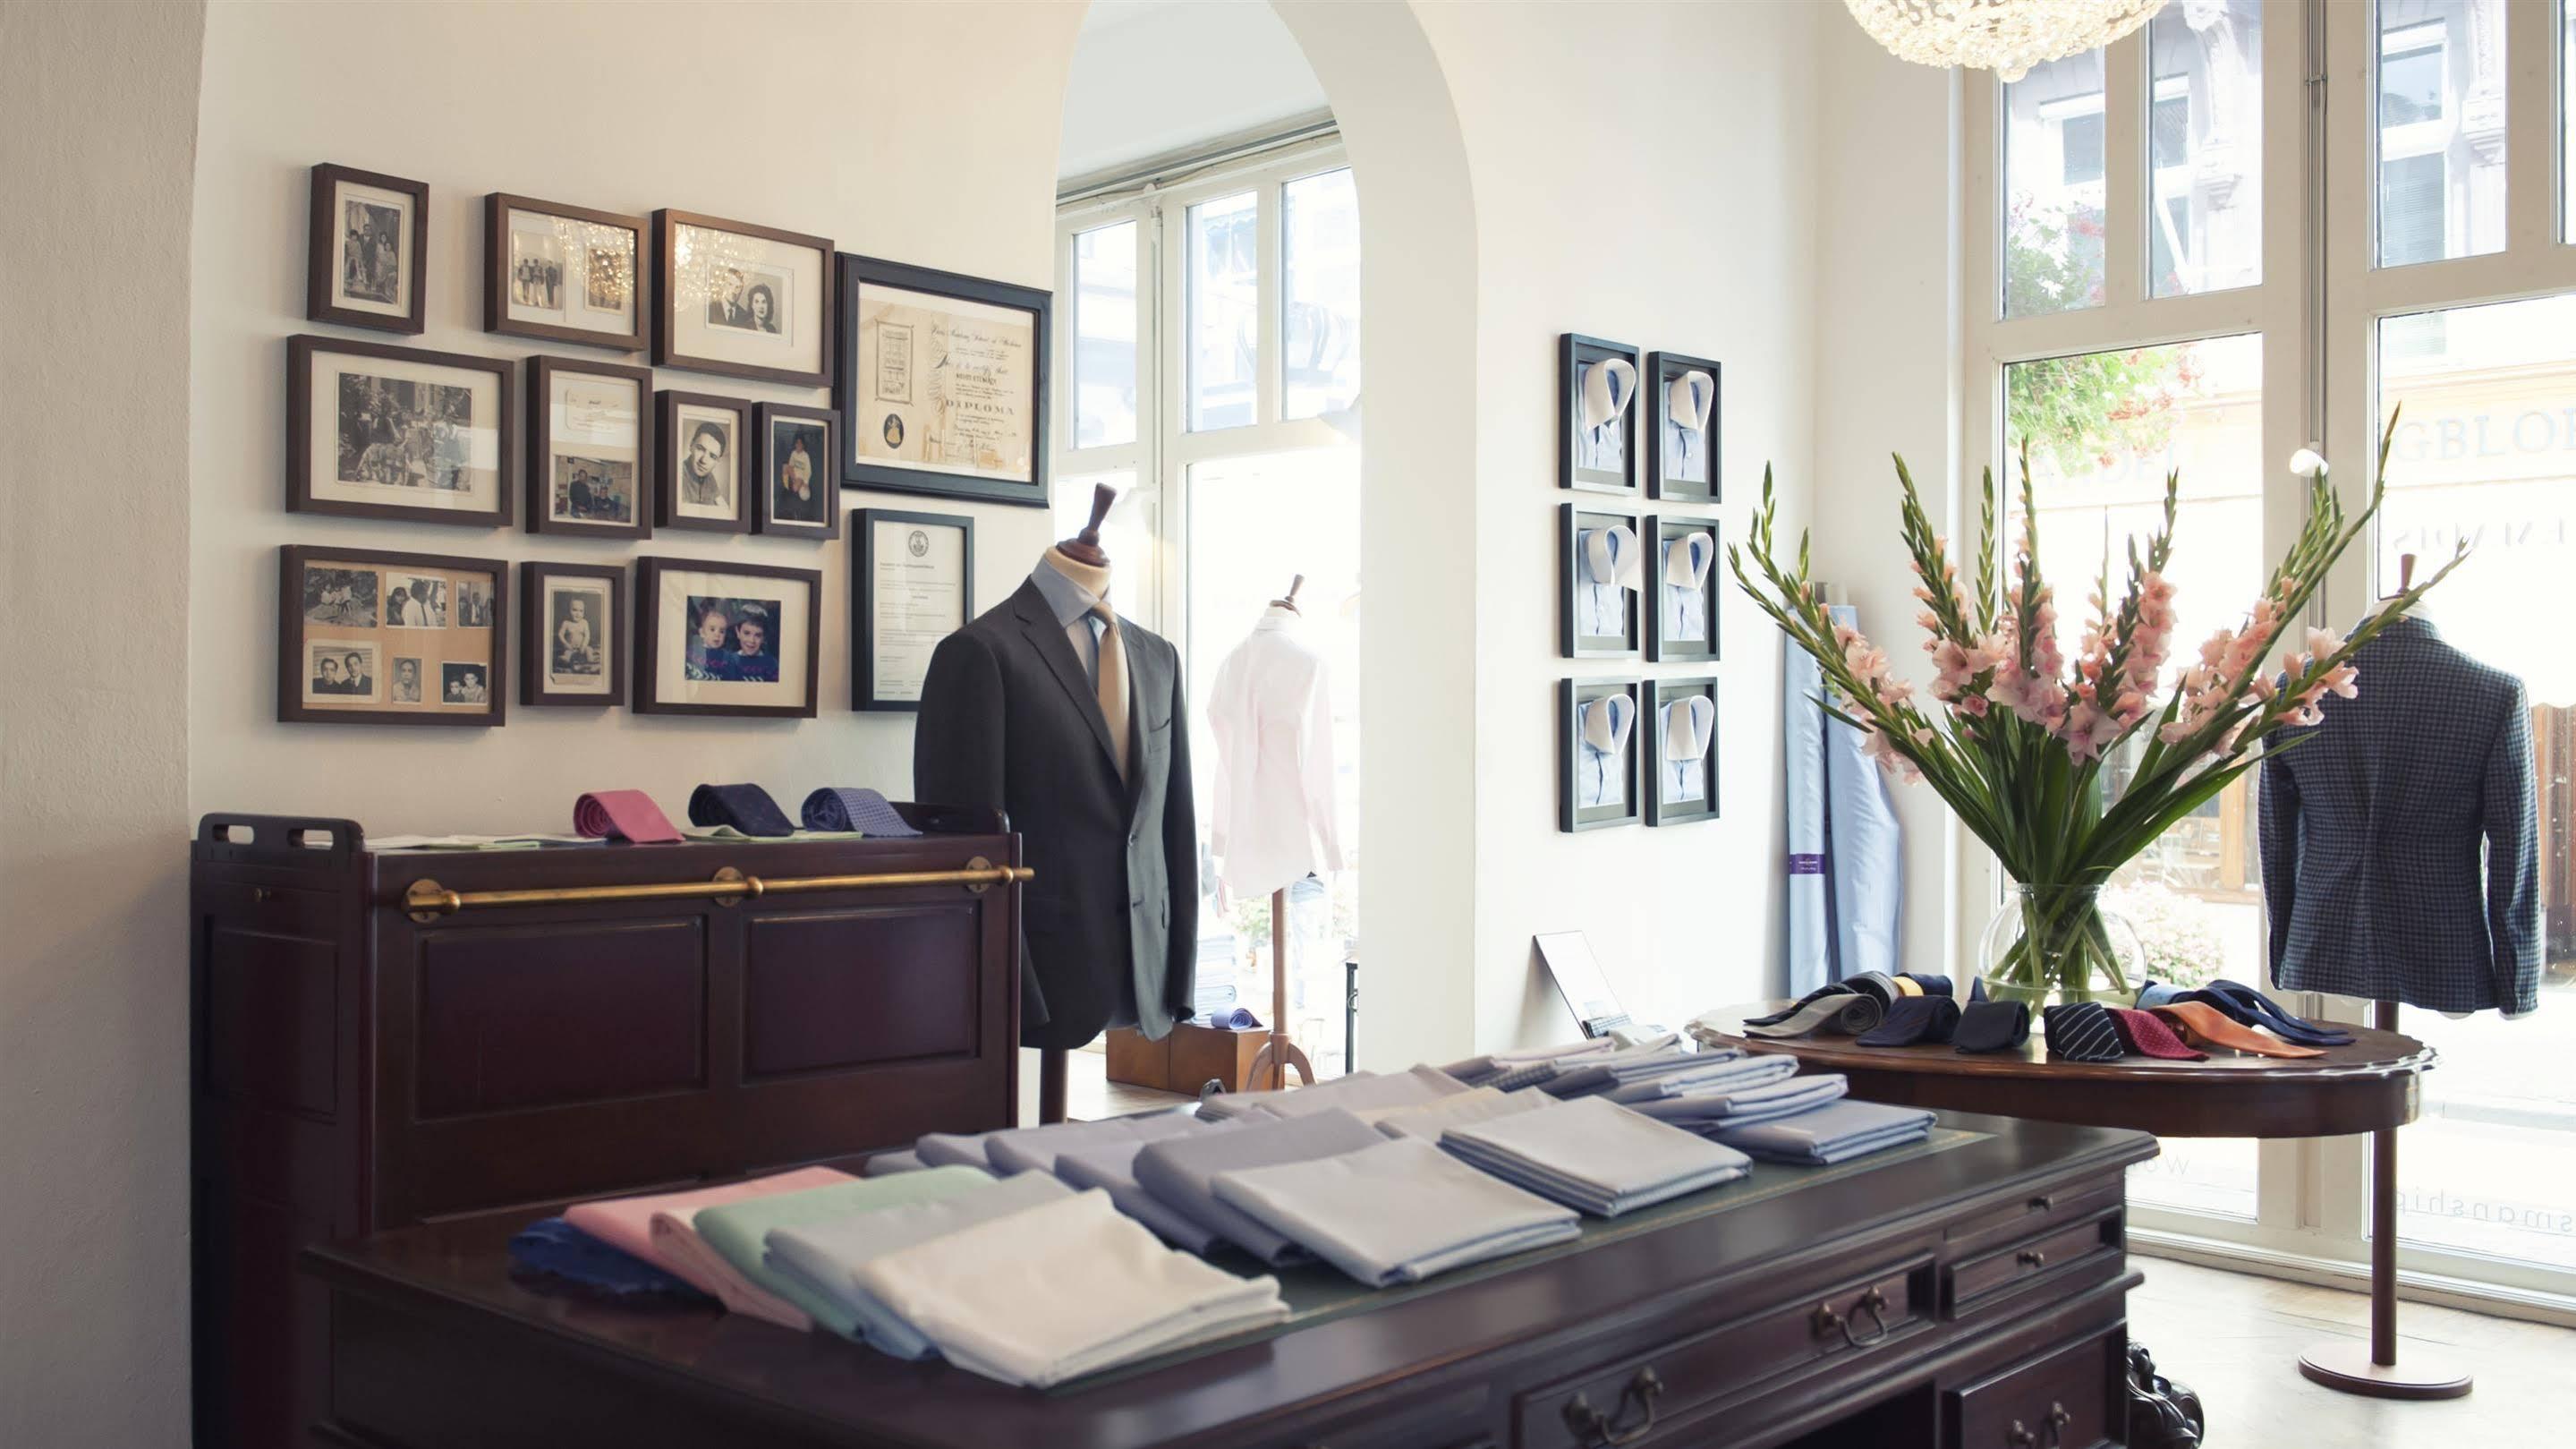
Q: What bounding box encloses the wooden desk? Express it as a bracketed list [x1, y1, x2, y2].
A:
[302, 1115, 2157, 1449]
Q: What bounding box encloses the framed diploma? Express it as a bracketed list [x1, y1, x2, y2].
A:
[835, 253, 1050, 507]
[851, 507, 973, 711]
[652, 209, 833, 388]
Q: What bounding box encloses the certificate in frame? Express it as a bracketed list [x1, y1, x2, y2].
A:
[836, 253, 1050, 507]
[850, 507, 974, 712]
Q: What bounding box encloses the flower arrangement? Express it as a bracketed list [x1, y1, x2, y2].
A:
[1731, 412, 2459, 1002]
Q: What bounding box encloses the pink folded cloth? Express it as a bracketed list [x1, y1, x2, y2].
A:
[563, 1167, 850, 1329]
[574, 789, 683, 844]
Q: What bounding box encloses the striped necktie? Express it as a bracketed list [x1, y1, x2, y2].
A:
[2041, 1002, 2126, 1062]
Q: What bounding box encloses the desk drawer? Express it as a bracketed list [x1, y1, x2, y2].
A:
[1949, 1210, 2122, 1318]
[1943, 1181, 2121, 1259]
[1516, 1257, 1929, 1448]
[1946, 1327, 2127, 1449]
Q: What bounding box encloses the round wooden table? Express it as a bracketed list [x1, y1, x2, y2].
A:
[1696, 1002, 2468, 1406]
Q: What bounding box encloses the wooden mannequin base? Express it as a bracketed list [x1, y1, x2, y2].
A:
[2296, 1339, 2473, 1400]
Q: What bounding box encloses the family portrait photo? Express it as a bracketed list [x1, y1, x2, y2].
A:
[301, 567, 378, 627]
[307, 641, 379, 701]
[456, 578, 494, 628]
[336, 372, 473, 492]
[549, 586, 606, 683]
[342, 196, 404, 306]
[383, 571, 448, 628]
[389, 656, 423, 703]
[440, 662, 490, 703]
[680, 416, 734, 511]
[552, 456, 635, 525]
[509, 227, 565, 311]
[707, 264, 788, 336]
[769, 417, 827, 525]
[684, 594, 782, 683]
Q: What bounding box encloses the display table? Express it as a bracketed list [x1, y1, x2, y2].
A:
[302, 1114, 2155, 1449]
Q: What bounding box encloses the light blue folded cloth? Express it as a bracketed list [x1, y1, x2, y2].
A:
[1134, 1108, 1389, 1262]
[1441, 1037, 1619, 1087]
[1054, 1138, 1231, 1254]
[1442, 1096, 1751, 1216]
[1625, 1073, 1849, 1128]
[693, 1167, 993, 1338]
[1211, 1138, 1580, 1286]
[915, 1131, 997, 1171]
[1540, 1047, 1724, 1099]
[861, 1149, 926, 1177]
[1605, 1052, 1794, 1104]
[1484, 1033, 1679, 1091]
[1196, 1065, 1470, 1123]
[1711, 1099, 1936, 1164]
[764, 1172, 1073, 1359]
[982, 1110, 1211, 1177]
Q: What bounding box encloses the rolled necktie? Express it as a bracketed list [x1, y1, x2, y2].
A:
[573, 789, 682, 845]
[2107, 1007, 2206, 1061]
[800, 787, 922, 838]
[1891, 976, 1923, 998]
[2198, 979, 2353, 1046]
[1744, 990, 1883, 1040]
[1952, 1001, 2030, 1053]
[689, 783, 795, 838]
[1841, 971, 1901, 1011]
[1968, 976, 1990, 1004]
[1900, 973, 1954, 998]
[2147, 1002, 2325, 1059]
[1743, 984, 1852, 1029]
[2041, 1002, 2126, 1062]
[1856, 995, 1960, 1047]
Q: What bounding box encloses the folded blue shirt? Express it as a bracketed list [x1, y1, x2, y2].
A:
[1711, 1099, 1935, 1164]
[1211, 1138, 1579, 1286]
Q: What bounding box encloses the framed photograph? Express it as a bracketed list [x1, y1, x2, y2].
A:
[652, 209, 832, 387]
[1645, 515, 1721, 663]
[485, 193, 646, 352]
[279, 545, 506, 726]
[754, 402, 838, 539]
[851, 508, 973, 711]
[287, 335, 514, 526]
[655, 390, 752, 533]
[1560, 503, 1642, 658]
[632, 556, 820, 719]
[521, 561, 625, 707]
[1645, 351, 1721, 501]
[1644, 677, 1720, 826]
[309, 163, 428, 334]
[1560, 334, 1641, 495]
[528, 355, 652, 539]
[1559, 678, 1642, 832]
[836, 253, 1050, 507]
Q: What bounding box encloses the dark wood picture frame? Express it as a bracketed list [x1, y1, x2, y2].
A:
[526, 354, 654, 541]
[1560, 333, 1642, 496]
[1644, 351, 1722, 501]
[1560, 678, 1643, 832]
[277, 544, 507, 728]
[753, 402, 840, 540]
[631, 555, 822, 720]
[287, 335, 515, 528]
[835, 253, 1052, 508]
[308, 163, 429, 335]
[1643, 677, 1721, 827]
[849, 507, 974, 712]
[484, 192, 648, 353]
[651, 209, 834, 388]
[519, 561, 627, 708]
[654, 389, 753, 533]
[1560, 502, 1642, 659]
[1645, 515, 1722, 663]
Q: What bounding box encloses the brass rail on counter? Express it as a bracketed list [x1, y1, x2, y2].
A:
[401, 858, 1032, 921]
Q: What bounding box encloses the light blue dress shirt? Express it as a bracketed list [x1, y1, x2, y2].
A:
[1028, 559, 1109, 684]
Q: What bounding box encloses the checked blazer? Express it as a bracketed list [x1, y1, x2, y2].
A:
[2257, 615, 2539, 1014]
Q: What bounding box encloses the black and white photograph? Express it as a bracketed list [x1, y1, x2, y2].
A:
[441, 662, 491, 704]
[1646, 516, 1719, 663]
[705, 264, 790, 337]
[529, 356, 651, 539]
[301, 567, 378, 627]
[342, 197, 404, 307]
[310, 164, 427, 333]
[1645, 677, 1720, 826]
[508, 226, 566, 311]
[337, 372, 474, 493]
[1559, 334, 1642, 494]
[389, 656, 423, 703]
[680, 417, 734, 510]
[551, 591, 603, 682]
[551, 456, 636, 525]
[290, 337, 513, 525]
[652, 209, 832, 387]
[753, 403, 837, 539]
[1559, 678, 1642, 832]
[485, 194, 647, 351]
[306, 641, 379, 702]
[1646, 352, 1721, 500]
[521, 561, 625, 707]
[654, 391, 751, 533]
[1560, 504, 1641, 658]
[456, 578, 494, 628]
[633, 556, 820, 718]
[382, 571, 448, 628]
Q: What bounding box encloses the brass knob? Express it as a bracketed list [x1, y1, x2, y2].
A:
[2019, 1249, 2048, 1269]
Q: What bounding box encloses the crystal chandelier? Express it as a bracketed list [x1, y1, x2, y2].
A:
[1841, 0, 2171, 82]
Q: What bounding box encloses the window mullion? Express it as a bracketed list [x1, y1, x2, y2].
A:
[2104, 27, 2149, 308]
[2503, 0, 2562, 257]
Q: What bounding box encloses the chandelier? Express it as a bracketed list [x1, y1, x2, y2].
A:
[1841, 0, 2171, 82]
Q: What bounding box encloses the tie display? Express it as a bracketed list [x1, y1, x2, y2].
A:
[2190, 979, 2356, 1046]
[1952, 1001, 2031, 1053]
[2147, 1002, 2326, 1059]
[688, 782, 795, 837]
[572, 788, 682, 844]
[1898, 972, 1956, 998]
[799, 786, 922, 837]
[1091, 603, 1131, 781]
[2041, 1002, 2126, 1062]
[1738, 984, 1853, 1029]
[1857, 996, 1960, 1047]
[2106, 1006, 2206, 1061]
[1742, 990, 1884, 1039]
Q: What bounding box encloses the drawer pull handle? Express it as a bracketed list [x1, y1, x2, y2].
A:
[2018, 1248, 2048, 1270]
[2028, 1194, 2053, 1212]
[1811, 1286, 1891, 1348]
[1560, 1366, 1662, 1448]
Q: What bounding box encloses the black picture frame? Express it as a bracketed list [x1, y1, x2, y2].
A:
[654, 389, 752, 533]
[631, 555, 822, 720]
[278, 544, 507, 727]
[1643, 677, 1720, 827]
[1644, 351, 1722, 501]
[753, 403, 839, 540]
[1560, 503, 1642, 659]
[286, 335, 515, 528]
[849, 507, 974, 712]
[308, 163, 428, 335]
[527, 354, 653, 540]
[484, 192, 648, 353]
[1645, 515, 1722, 663]
[650, 209, 835, 388]
[1560, 333, 1642, 495]
[520, 561, 626, 708]
[1559, 678, 1643, 832]
[835, 253, 1051, 507]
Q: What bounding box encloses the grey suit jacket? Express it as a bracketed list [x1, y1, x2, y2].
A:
[914, 577, 1199, 1049]
[2258, 615, 2538, 1014]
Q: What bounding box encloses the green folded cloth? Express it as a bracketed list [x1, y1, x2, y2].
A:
[693, 1166, 994, 1336]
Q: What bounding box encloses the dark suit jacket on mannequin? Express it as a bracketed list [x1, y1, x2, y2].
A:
[914, 576, 1199, 1049]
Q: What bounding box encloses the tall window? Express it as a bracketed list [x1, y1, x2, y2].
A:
[1057, 141, 1364, 1076]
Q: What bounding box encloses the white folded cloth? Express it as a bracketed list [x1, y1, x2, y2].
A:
[1369, 1086, 1555, 1142]
[1711, 1099, 1936, 1164]
[982, 1110, 1211, 1177]
[1196, 1064, 1469, 1123]
[850, 1189, 1288, 1388]
[915, 1131, 997, 1170]
[1211, 1138, 1579, 1286]
[1604, 1053, 1797, 1104]
[1442, 1095, 1751, 1216]
[1440, 1036, 1618, 1086]
[1051, 1136, 1233, 1254]
[1134, 1108, 1388, 1262]
[763, 1172, 1073, 1360]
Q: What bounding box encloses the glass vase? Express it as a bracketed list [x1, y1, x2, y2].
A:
[1976, 884, 2143, 1010]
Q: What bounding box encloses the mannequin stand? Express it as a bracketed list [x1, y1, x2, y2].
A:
[1038, 1046, 1067, 1125]
[1246, 887, 1314, 1091]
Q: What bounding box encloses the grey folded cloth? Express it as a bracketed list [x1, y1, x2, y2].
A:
[1371, 1087, 1556, 1142]
[764, 1171, 1073, 1360]
[1211, 1138, 1580, 1286]
[1625, 1073, 1848, 1128]
[1196, 1065, 1470, 1123]
[1605, 1052, 1794, 1104]
[1441, 1037, 1619, 1087]
[915, 1131, 997, 1170]
[1486, 1032, 1679, 1091]
[862, 1149, 926, 1178]
[1741, 991, 1884, 1039]
[1053, 1138, 1231, 1254]
[1538, 1046, 1722, 1099]
[982, 1110, 1211, 1177]
[1442, 1096, 1752, 1216]
[1134, 1109, 1388, 1262]
[1711, 1099, 1936, 1165]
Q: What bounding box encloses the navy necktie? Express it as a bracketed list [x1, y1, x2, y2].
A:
[2199, 979, 2353, 1045]
[2042, 1002, 2126, 1062]
[1952, 1001, 2030, 1053]
[689, 782, 795, 837]
[799, 786, 922, 837]
[1857, 996, 1960, 1047]
[1898, 972, 1955, 998]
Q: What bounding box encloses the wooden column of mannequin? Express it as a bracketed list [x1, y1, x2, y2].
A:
[1037, 483, 1118, 1126]
[1246, 575, 1317, 1094]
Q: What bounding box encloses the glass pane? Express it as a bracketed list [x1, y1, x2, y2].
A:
[2376, 294, 2576, 1271]
[1049, 469, 1147, 621]
[2005, 334, 2267, 1220]
[1281, 168, 1362, 421]
[2003, 48, 2108, 318]
[2147, 1, 2262, 297]
[1184, 446, 1363, 1077]
[1187, 191, 1259, 431]
[2564, 1, 2574, 243]
[2375, 0, 2507, 268]
[1073, 222, 1138, 449]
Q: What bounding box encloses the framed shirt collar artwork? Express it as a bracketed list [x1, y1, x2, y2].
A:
[1645, 678, 1719, 826]
[1645, 351, 1721, 501]
[1560, 334, 1643, 495]
[1560, 678, 1641, 832]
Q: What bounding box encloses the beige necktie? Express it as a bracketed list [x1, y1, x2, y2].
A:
[1091, 603, 1130, 782]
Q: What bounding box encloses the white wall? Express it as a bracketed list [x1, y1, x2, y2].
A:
[1062, 0, 1329, 180]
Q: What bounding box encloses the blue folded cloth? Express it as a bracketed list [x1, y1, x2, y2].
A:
[1603, 1052, 1791, 1104]
[689, 782, 795, 837]
[916, 1131, 997, 1170]
[1134, 1109, 1388, 1262]
[1539, 1046, 1722, 1099]
[1211, 1138, 1580, 1286]
[1711, 1099, 1936, 1164]
[1624, 1073, 1849, 1129]
[982, 1110, 1213, 1178]
[1442, 1096, 1751, 1216]
[1441, 1037, 1618, 1087]
[507, 1217, 713, 1302]
[799, 786, 922, 837]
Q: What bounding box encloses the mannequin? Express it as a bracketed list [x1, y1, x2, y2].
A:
[914, 483, 1200, 1122]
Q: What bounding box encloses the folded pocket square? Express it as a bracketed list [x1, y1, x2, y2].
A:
[689, 782, 795, 837]
[1952, 1001, 2030, 1053]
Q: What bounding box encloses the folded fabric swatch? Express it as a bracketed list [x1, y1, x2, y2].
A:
[1604, 1053, 1797, 1104]
[1626, 1073, 1849, 1129]
[564, 1165, 852, 1320]
[1441, 1036, 1618, 1086]
[508, 1217, 712, 1302]
[916, 1131, 997, 1170]
[799, 786, 922, 838]
[1952, 1000, 2030, 1053]
[1369, 1086, 1556, 1141]
[2193, 979, 2355, 1046]
[572, 788, 683, 845]
[1133, 1108, 1388, 1262]
[1210, 1006, 1263, 1031]
[1744, 990, 1884, 1040]
[1713, 1099, 1937, 1165]
[1200, 1065, 1469, 1124]
[2042, 1002, 2127, 1062]
[1211, 1137, 1578, 1286]
[765, 1171, 1072, 1359]
[1485, 1032, 1683, 1092]
[2107, 1006, 2206, 1061]
[1539, 1044, 1722, 1099]
[863, 1150, 926, 1177]
[1857, 995, 1961, 1047]
[688, 782, 795, 837]
[1899, 972, 1955, 998]
[2147, 1002, 2325, 1059]
[1054, 1138, 1228, 1253]
[983, 1110, 1213, 1178]
[851, 1189, 1288, 1389]
[1442, 1096, 1751, 1216]
[691, 1167, 994, 1335]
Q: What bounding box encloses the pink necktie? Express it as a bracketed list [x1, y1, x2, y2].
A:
[574, 789, 681, 844]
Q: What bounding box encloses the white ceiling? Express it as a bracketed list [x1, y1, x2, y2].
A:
[1058, 0, 1331, 183]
